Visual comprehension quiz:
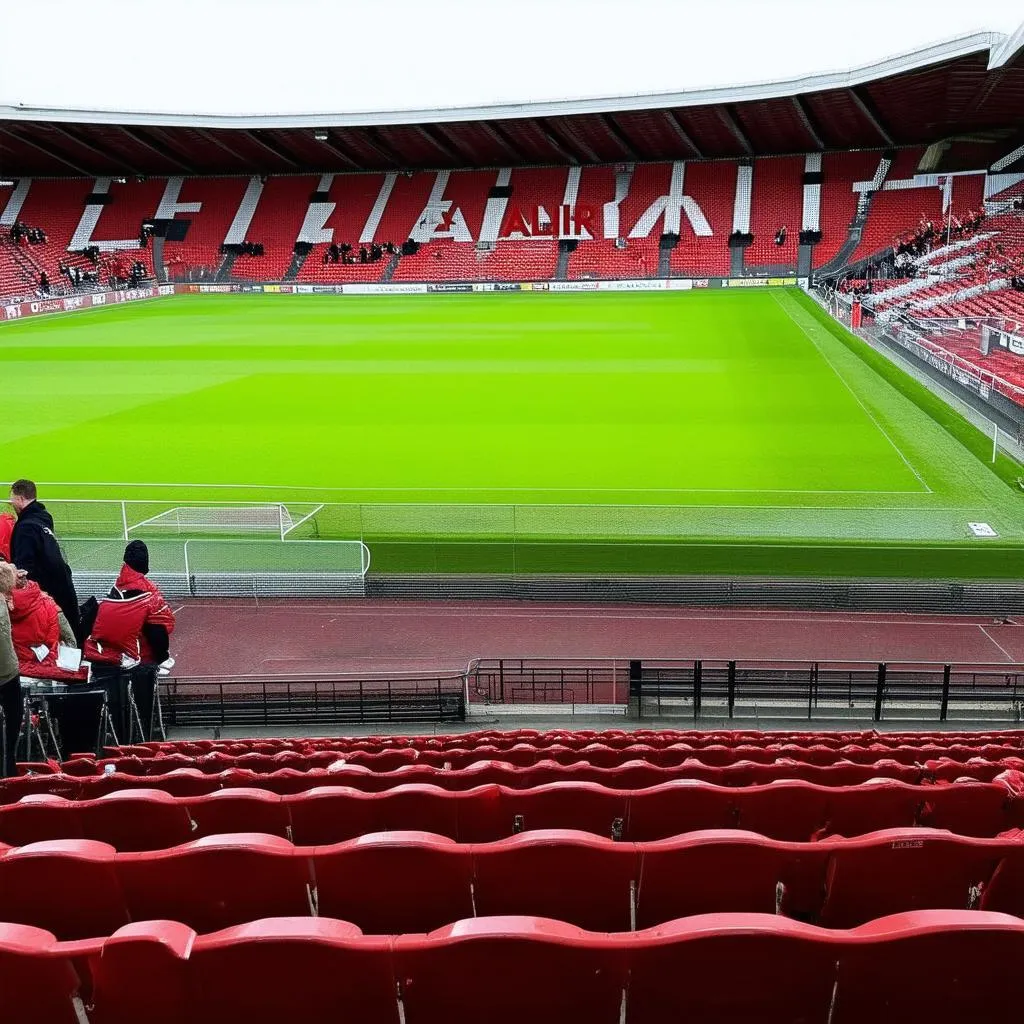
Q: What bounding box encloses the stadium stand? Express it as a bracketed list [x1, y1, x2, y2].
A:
[7, 151, 1013, 293]
[2, 727, 1024, 1022]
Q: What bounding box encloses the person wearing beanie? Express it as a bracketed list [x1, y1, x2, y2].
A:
[83, 540, 176, 743]
[85, 540, 176, 668]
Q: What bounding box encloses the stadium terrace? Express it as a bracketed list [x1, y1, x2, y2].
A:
[2, 15, 1024, 1023]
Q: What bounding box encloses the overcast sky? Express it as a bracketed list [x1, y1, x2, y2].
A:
[0, 0, 1021, 117]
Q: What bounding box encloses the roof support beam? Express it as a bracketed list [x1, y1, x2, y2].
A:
[0, 127, 93, 176]
[719, 106, 753, 156]
[602, 114, 639, 160]
[848, 87, 894, 147]
[117, 127, 196, 173]
[311, 132, 362, 170]
[48, 125, 140, 175]
[791, 96, 825, 150]
[362, 128, 406, 168]
[479, 121, 521, 162]
[534, 120, 580, 164]
[194, 129, 255, 169]
[662, 111, 703, 158]
[242, 130, 302, 169]
[416, 124, 462, 164]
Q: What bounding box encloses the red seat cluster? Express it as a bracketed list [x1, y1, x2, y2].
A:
[2, 727, 1024, 1022]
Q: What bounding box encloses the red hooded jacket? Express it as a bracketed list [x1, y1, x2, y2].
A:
[9, 581, 84, 680]
[84, 564, 175, 666]
[0, 514, 13, 562]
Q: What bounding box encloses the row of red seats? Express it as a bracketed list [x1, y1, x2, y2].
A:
[10, 755, 1024, 801]
[3, 827, 1024, 941]
[77, 741, 1024, 776]
[2, 779, 1021, 849]
[4, 757, 1020, 804]
[5, 911, 1024, 1024]
[125, 726, 1024, 754]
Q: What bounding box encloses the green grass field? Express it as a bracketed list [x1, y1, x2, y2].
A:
[1, 287, 1022, 578]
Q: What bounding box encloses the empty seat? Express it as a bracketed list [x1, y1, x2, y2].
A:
[0, 840, 127, 939]
[79, 789, 195, 851]
[115, 834, 314, 933]
[313, 833, 474, 933]
[186, 789, 291, 840]
[393, 918, 628, 1024]
[472, 831, 637, 931]
[0, 924, 91, 1024]
[86, 919, 401, 1024]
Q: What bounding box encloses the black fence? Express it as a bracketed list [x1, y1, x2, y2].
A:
[469, 659, 629, 707]
[635, 660, 1024, 722]
[467, 657, 1024, 723]
[161, 674, 466, 729]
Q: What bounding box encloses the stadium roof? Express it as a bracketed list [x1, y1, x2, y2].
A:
[1, 25, 1023, 176]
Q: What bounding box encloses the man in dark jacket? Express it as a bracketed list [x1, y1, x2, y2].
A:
[9, 480, 81, 643]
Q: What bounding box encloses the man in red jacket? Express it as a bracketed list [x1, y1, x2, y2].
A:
[84, 540, 175, 743]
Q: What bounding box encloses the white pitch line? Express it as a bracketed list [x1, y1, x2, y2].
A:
[771, 292, 933, 495]
[979, 625, 1016, 662]
[39, 481, 925, 496]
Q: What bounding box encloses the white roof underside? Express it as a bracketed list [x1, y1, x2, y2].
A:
[0, 1, 1020, 129]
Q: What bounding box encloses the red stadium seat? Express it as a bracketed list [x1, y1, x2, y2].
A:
[313, 832, 474, 933]
[818, 830, 1008, 927]
[114, 834, 314, 933]
[393, 918, 628, 1024]
[635, 831, 829, 926]
[626, 914, 839, 1023]
[831, 911, 1024, 1024]
[78, 789, 195, 851]
[0, 924, 91, 1024]
[471, 831, 637, 931]
[185, 788, 291, 840]
[0, 840, 127, 939]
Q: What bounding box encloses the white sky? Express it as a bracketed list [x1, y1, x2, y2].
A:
[0, 0, 1021, 117]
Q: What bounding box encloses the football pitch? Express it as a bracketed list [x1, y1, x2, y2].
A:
[1, 287, 1022, 579]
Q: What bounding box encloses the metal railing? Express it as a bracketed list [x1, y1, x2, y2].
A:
[467, 657, 1024, 722]
[162, 672, 467, 728]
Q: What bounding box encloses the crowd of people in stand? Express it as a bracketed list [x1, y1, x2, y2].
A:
[8, 222, 47, 246]
[324, 241, 396, 265]
[0, 480, 175, 777]
[892, 210, 987, 265]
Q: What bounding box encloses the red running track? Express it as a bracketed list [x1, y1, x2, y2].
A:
[170, 601, 1024, 677]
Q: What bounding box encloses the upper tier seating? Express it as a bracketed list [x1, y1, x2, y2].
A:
[10, 152, 989, 295]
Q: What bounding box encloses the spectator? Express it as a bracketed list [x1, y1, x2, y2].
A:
[0, 564, 23, 778]
[39, 271, 49, 295]
[83, 540, 175, 743]
[0, 511, 13, 561]
[8, 577, 76, 678]
[84, 539, 174, 669]
[775, 226, 787, 246]
[8, 479, 81, 643]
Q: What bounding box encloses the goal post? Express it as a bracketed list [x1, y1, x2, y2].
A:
[125, 503, 296, 538]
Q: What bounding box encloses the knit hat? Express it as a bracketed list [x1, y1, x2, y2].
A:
[124, 539, 150, 575]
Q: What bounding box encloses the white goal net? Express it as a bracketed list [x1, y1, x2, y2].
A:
[125, 503, 324, 540]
